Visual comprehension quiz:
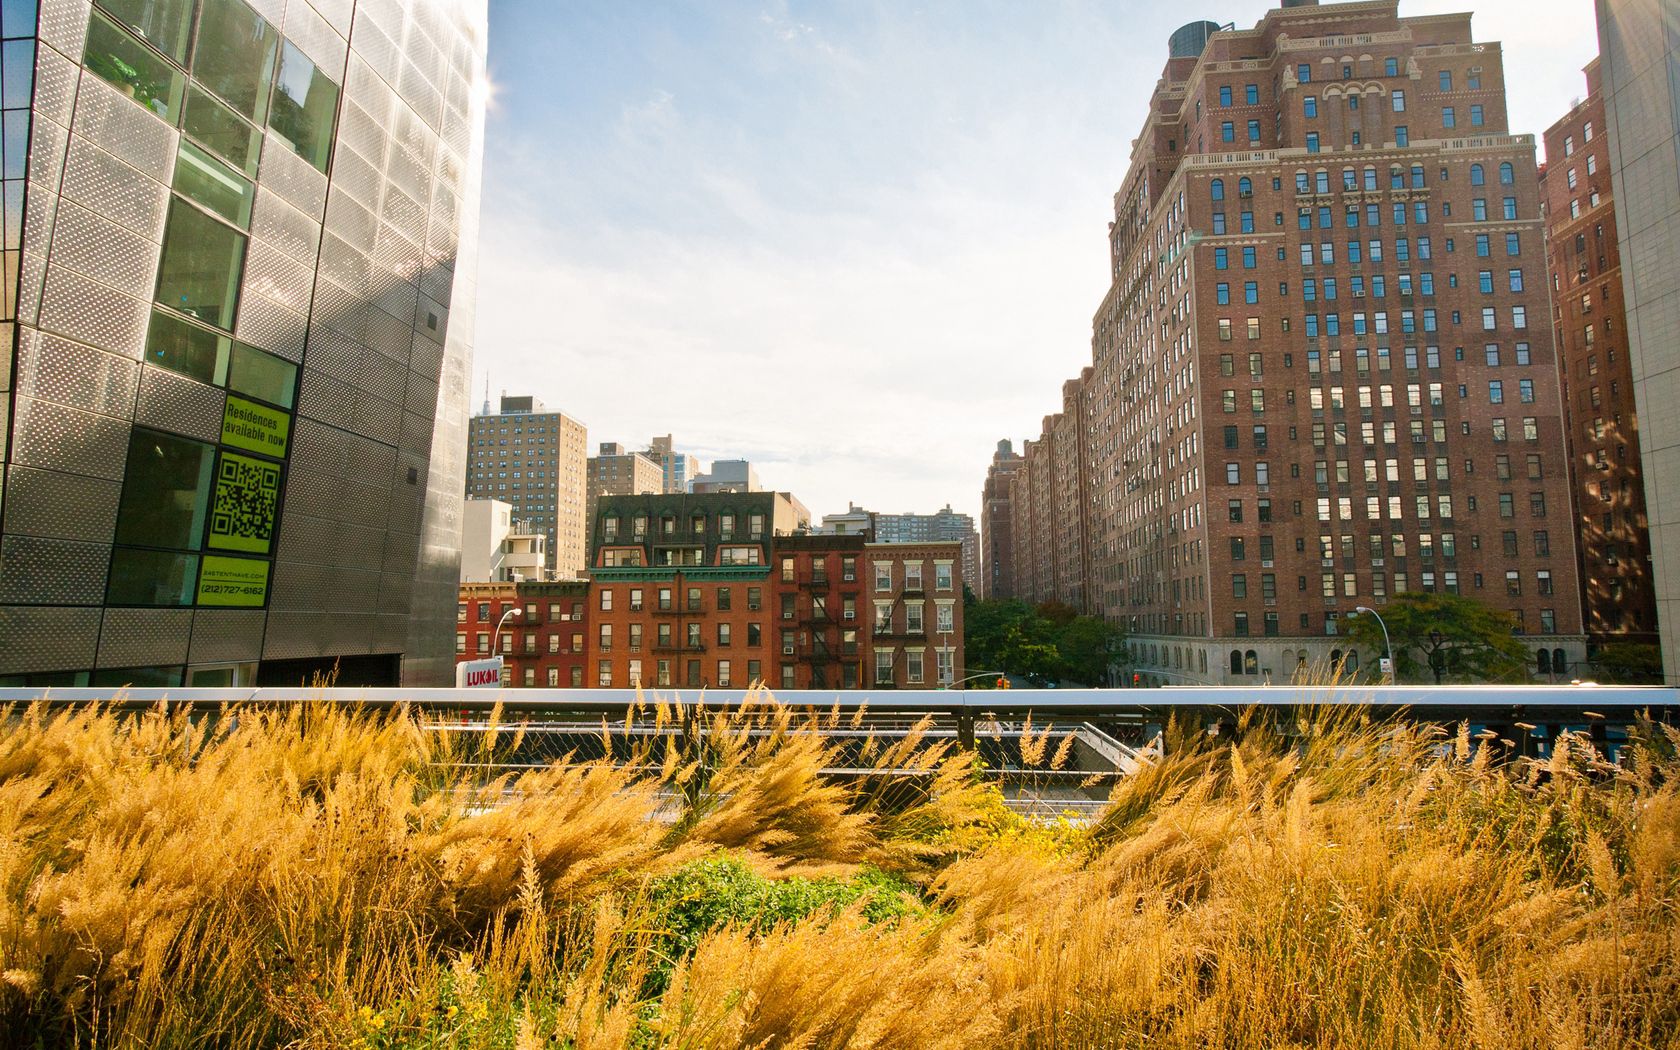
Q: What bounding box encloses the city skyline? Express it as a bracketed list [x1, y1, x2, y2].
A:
[474, 0, 1600, 522]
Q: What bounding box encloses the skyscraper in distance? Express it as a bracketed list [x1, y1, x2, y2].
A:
[464, 394, 588, 578]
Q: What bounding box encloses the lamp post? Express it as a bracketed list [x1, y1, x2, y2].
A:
[494, 606, 523, 666]
[1352, 606, 1394, 683]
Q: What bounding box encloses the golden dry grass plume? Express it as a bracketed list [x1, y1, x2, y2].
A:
[0, 691, 1677, 1048]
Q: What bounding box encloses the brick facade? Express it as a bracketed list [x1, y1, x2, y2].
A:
[997, 0, 1587, 684]
[455, 581, 590, 687]
[1539, 60, 1658, 650]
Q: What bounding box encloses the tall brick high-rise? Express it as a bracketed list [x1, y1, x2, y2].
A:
[1538, 60, 1658, 654]
[1001, 0, 1585, 684]
[980, 440, 1022, 598]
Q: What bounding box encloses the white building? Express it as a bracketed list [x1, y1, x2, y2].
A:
[460, 500, 549, 583]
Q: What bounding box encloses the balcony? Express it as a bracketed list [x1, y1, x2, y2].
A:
[799, 577, 831, 590]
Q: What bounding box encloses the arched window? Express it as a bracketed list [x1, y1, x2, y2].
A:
[1470, 163, 1485, 186]
[1244, 650, 1259, 675]
[1499, 162, 1514, 185]
[1363, 166, 1378, 190]
[1345, 651, 1359, 673]
[1389, 165, 1405, 189]
[1410, 164, 1425, 188]
[1552, 648, 1567, 674]
[1330, 648, 1344, 672]
[1342, 167, 1357, 190]
[1238, 176, 1253, 197]
[1316, 169, 1331, 193]
[1296, 170, 1310, 193]
[1537, 649, 1552, 674]
[1211, 178, 1225, 201]
[1230, 649, 1244, 675]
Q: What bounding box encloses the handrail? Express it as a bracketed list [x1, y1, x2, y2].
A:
[1, 685, 1673, 715]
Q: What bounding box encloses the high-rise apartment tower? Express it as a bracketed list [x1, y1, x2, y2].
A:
[1010, 0, 1585, 684]
[465, 394, 588, 578]
[1538, 60, 1658, 653]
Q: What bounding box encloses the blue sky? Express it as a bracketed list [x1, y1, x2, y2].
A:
[473, 0, 1597, 521]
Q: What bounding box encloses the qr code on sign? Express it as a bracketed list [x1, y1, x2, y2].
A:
[212, 455, 280, 549]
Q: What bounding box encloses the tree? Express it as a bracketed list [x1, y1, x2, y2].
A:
[1344, 592, 1529, 683]
[1590, 642, 1663, 684]
[1057, 615, 1129, 686]
[962, 598, 1128, 686]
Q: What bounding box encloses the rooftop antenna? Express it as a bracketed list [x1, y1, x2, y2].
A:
[481, 374, 491, 416]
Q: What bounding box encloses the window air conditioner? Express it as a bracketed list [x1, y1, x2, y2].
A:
[782, 645, 795, 655]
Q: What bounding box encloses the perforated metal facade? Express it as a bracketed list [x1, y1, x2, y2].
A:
[0, 0, 487, 687]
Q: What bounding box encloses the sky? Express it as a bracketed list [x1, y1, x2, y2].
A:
[473, 0, 1599, 523]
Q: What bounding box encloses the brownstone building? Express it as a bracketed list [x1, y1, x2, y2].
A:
[867, 542, 966, 687]
[1538, 60, 1658, 651]
[999, 0, 1585, 684]
[455, 581, 590, 687]
[980, 440, 1023, 598]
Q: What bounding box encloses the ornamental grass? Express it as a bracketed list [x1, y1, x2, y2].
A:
[0, 689, 1676, 1048]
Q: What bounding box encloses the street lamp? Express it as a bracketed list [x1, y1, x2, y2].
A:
[1352, 606, 1394, 683]
[494, 606, 523, 658]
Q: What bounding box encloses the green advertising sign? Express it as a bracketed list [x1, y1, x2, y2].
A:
[208, 450, 280, 554]
[221, 395, 291, 458]
[196, 554, 270, 607]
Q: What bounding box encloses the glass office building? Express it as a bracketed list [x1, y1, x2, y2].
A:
[0, 0, 487, 686]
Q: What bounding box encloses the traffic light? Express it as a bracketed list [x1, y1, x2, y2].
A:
[997, 676, 1010, 689]
[1132, 673, 1141, 687]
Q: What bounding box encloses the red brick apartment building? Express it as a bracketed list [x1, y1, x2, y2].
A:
[1538, 60, 1658, 651]
[773, 535, 868, 689]
[455, 581, 590, 687]
[867, 542, 966, 688]
[1000, 0, 1584, 684]
[576, 492, 964, 692]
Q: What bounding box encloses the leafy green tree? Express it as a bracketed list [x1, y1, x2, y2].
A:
[963, 599, 1128, 686]
[1344, 592, 1529, 683]
[1589, 642, 1663, 684]
[1056, 615, 1129, 686]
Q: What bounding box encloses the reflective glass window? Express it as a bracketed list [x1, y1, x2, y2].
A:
[156, 197, 246, 329]
[181, 85, 262, 176]
[107, 549, 200, 606]
[229, 342, 297, 408]
[191, 0, 279, 122]
[172, 140, 254, 228]
[268, 41, 339, 172]
[144, 307, 230, 385]
[95, 0, 195, 63]
[83, 10, 185, 120]
[114, 428, 215, 550]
